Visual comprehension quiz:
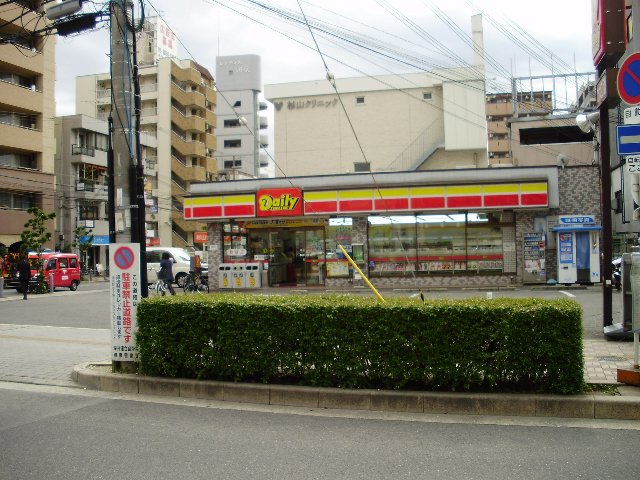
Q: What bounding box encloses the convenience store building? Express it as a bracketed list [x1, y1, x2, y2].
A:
[185, 165, 602, 289]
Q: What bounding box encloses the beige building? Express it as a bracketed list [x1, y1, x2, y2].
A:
[54, 114, 158, 270]
[486, 91, 553, 165]
[264, 68, 488, 176]
[76, 57, 217, 248]
[0, 1, 56, 252]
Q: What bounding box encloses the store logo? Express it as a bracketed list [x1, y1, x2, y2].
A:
[256, 188, 303, 217]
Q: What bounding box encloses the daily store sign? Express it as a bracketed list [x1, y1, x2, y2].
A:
[256, 188, 303, 217]
[184, 183, 548, 221]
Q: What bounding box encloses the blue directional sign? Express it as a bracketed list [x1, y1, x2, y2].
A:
[616, 124, 640, 155]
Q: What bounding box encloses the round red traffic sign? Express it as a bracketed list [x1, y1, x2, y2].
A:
[618, 53, 640, 105]
[113, 246, 135, 270]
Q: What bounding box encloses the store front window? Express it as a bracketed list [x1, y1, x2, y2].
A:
[368, 212, 508, 276]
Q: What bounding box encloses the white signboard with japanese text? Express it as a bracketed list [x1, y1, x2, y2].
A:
[109, 243, 141, 361]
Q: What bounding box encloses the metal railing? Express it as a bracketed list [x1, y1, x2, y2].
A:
[72, 145, 95, 157]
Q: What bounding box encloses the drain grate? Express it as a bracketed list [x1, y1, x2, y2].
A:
[598, 356, 627, 362]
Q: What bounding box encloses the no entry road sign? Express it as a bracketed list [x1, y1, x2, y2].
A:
[618, 53, 640, 105]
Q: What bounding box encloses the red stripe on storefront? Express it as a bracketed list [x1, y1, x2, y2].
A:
[305, 201, 338, 214]
[520, 193, 548, 206]
[410, 197, 445, 209]
[374, 198, 410, 211]
[339, 199, 374, 212]
[224, 204, 255, 217]
[184, 207, 192, 219]
[447, 196, 482, 208]
[192, 205, 223, 218]
[483, 194, 519, 207]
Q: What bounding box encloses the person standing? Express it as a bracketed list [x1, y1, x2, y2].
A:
[160, 252, 176, 295]
[17, 254, 31, 300]
[0, 255, 5, 298]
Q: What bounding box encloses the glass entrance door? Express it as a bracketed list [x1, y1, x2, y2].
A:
[304, 229, 325, 286]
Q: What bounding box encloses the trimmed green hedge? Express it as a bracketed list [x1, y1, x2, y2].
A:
[136, 294, 584, 394]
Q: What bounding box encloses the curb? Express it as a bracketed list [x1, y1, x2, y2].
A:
[73, 363, 640, 421]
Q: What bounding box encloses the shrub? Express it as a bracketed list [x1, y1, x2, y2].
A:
[136, 294, 584, 394]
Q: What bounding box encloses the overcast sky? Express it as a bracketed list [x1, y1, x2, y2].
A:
[54, 0, 593, 116]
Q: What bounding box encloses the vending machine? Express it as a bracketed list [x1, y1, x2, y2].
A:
[551, 215, 602, 285]
[523, 233, 546, 284]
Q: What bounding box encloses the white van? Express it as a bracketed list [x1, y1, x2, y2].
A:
[146, 247, 195, 287]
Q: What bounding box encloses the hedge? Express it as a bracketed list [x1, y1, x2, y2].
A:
[136, 294, 584, 394]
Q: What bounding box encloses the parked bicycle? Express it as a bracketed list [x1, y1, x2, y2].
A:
[152, 269, 168, 296]
[183, 269, 209, 294]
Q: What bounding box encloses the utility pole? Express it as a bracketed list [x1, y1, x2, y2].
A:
[109, 0, 148, 296]
[110, 0, 135, 244]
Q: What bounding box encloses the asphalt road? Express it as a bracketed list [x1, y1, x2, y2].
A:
[1, 383, 639, 480]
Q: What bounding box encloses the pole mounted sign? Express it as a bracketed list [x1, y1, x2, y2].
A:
[616, 124, 640, 155]
[618, 53, 640, 105]
[110, 243, 140, 362]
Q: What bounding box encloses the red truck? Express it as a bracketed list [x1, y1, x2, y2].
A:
[2, 252, 81, 293]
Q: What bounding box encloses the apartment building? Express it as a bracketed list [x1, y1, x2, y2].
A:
[76, 56, 217, 248]
[54, 114, 157, 270]
[0, 1, 56, 252]
[264, 68, 488, 177]
[215, 54, 269, 179]
[486, 91, 553, 164]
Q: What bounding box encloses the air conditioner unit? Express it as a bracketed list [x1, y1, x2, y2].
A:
[489, 133, 494, 138]
[487, 116, 492, 120]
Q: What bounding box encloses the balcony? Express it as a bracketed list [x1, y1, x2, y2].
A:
[259, 115, 268, 129]
[0, 44, 43, 74]
[171, 130, 205, 158]
[259, 134, 269, 148]
[0, 80, 42, 112]
[171, 107, 205, 132]
[0, 122, 42, 152]
[259, 152, 270, 168]
[171, 63, 202, 85]
[75, 182, 108, 201]
[96, 88, 112, 105]
[486, 102, 512, 117]
[205, 132, 217, 151]
[487, 121, 508, 135]
[171, 155, 207, 183]
[72, 145, 95, 157]
[488, 139, 509, 155]
[204, 85, 216, 105]
[171, 82, 205, 109]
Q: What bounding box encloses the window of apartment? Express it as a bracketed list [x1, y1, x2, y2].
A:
[0, 190, 36, 210]
[0, 72, 36, 90]
[354, 162, 370, 172]
[0, 152, 36, 169]
[0, 111, 37, 129]
[423, 92, 432, 100]
[356, 96, 365, 105]
[224, 119, 241, 128]
[233, 100, 241, 108]
[224, 139, 241, 148]
[223, 159, 242, 169]
[79, 204, 99, 221]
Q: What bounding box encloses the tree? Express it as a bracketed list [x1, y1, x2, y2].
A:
[72, 225, 94, 272]
[20, 207, 56, 294]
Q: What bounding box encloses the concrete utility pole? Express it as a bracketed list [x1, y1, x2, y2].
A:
[110, 0, 136, 244]
[109, 0, 148, 295]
